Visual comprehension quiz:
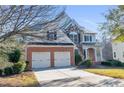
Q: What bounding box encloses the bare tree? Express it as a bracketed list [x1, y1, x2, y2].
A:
[0, 5, 65, 42]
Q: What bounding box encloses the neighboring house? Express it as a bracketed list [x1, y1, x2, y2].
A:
[102, 39, 113, 61]
[25, 29, 75, 69]
[112, 42, 124, 62]
[60, 16, 103, 62]
[101, 32, 113, 61]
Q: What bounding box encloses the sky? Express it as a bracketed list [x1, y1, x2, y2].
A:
[66, 5, 116, 40]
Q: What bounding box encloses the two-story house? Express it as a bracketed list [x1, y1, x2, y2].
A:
[19, 13, 103, 70]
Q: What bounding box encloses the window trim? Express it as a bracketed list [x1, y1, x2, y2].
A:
[69, 33, 78, 44]
[47, 31, 57, 40]
[83, 34, 95, 43]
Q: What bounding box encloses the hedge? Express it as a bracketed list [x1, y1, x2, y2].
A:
[4, 67, 13, 76]
[0, 61, 26, 76]
[0, 69, 3, 76]
[101, 59, 123, 67]
[101, 61, 112, 66]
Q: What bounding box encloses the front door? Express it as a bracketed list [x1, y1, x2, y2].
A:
[88, 48, 95, 61]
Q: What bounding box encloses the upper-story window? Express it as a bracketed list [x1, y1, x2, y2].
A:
[84, 35, 89, 42]
[90, 35, 92, 42]
[47, 31, 57, 40]
[74, 35, 78, 43]
[69, 32, 78, 44]
[83, 34, 95, 43]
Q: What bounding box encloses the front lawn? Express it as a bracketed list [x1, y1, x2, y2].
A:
[84, 69, 124, 79]
[0, 71, 39, 87]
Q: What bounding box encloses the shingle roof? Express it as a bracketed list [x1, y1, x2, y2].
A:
[26, 29, 74, 45]
[28, 42, 73, 45]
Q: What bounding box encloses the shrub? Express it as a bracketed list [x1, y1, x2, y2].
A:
[108, 60, 122, 66]
[4, 67, 13, 76]
[84, 59, 93, 67]
[25, 61, 29, 71]
[0, 69, 3, 76]
[12, 61, 26, 74]
[101, 60, 123, 67]
[75, 50, 82, 65]
[101, 61, 112, 66]
[121, 63, 124, 67]
[8, 49, 21, 63]
[1, 61, 26, 76]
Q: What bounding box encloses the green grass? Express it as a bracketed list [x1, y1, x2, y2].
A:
[84, 69, 124, 79]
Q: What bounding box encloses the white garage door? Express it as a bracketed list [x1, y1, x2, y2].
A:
[32, 52, 50, 69]
[54, 52, 71, 67]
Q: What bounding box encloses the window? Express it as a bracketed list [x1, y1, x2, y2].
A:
[84, 35, 96, 43]
[69, 32, 78, 44]
[69, 34, 73, 41]
[84, 35, 89, 42]
[90, 35, 92, 42]
[74, 35, 78, 43]
[114, 52, 116, 58]
[47, 31, 57, 40]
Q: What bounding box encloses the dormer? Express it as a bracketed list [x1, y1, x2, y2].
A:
[47, 30, 57, 40]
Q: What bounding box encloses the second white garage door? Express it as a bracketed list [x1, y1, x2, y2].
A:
[54, 52, 71, 67]
[32, 52, 50, 69]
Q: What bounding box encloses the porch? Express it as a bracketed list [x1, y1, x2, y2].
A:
[82, 46, 103, 63]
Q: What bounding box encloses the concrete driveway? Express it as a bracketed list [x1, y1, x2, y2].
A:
[34, 67, 124, 87]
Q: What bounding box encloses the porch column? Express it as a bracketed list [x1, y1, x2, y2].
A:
[94, 48, 97, 62]
[85, 48, 88, 60]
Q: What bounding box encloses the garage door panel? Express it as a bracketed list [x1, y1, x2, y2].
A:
[32, 52, 50, 69]
[54, 52, 70, 67]
[32, 52, 49, 59]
